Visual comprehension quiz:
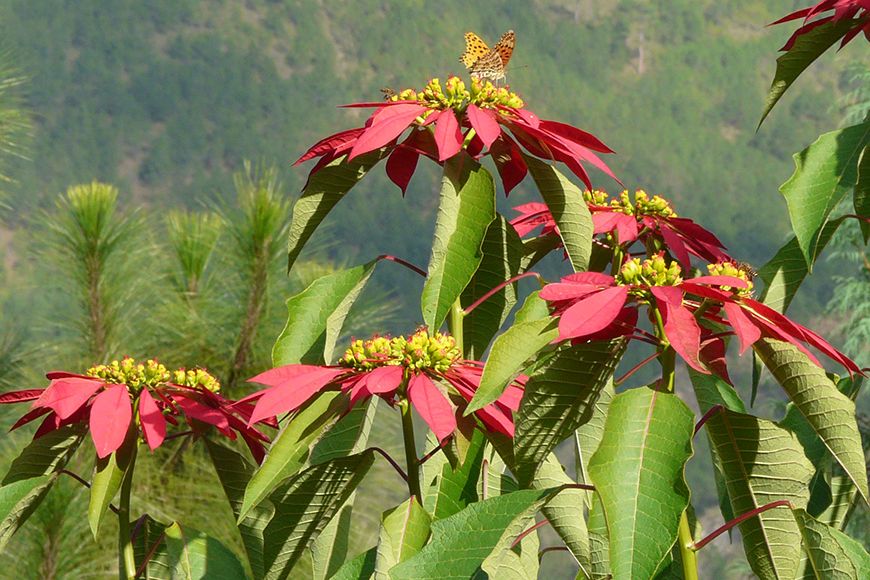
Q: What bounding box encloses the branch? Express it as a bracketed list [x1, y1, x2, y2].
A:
[693, 500, 793, 551]
[368, 446, 409, 483]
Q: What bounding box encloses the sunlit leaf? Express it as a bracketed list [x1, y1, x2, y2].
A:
[793, 508, 870, 579]
[754, 338, 868, 504]
[779, 121, 868, 267]
[374, 497, 431, 577]
[704, 407, 813, 579]
[272, 260, 378, 366]
[421, 153, 496, 331]
[240, 392, 347, 521]
[287, 150, 388, 271]
[467, 292, 556, 414]
[389, 488, 556, 579]
[523, 155, 593, 272]
[587, 387, 694, 580]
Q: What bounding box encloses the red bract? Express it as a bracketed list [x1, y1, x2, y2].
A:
[242, 330, 524, 441]
[771, 0, 870, 50]
[0, 361, 272, 462]
[540, 259, 859, 379]
[294, 77, 616, 196]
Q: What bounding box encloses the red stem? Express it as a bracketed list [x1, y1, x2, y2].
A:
[135, 531, 167, 578]
[378, 254, 427, 278]
[615, 351, 661, 386]
[368, 446, 409, 482]
[511, 519, 549, 548]
[417, 440, 448, 465]
[693, 500, 793, 551]
[693, 405, 723, 436]
[463, 272, 544, 315]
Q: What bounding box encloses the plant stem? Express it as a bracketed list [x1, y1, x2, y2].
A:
[677, 511, 699, 580]
[118, 445, 138, 580]
[400, 400, 422, 503]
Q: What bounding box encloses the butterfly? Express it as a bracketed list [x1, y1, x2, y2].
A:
[460, 30, 515, 83]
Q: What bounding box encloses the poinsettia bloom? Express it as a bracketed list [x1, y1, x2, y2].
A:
[771, 0, 870, 51]
[242, 329, 524, 441]
[540, 256, 859, 378]
[294, 76, 616, 195]
[0, 358, 272, 462]
[511, 189, 730, 270]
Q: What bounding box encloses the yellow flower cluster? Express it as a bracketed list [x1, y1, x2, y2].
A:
[619, 254, 683, 287]
[583, 189, 677, 219]
[388, 76, 524, 112]
[340, 328, 460, 374]
[707, 261, 755, 297]
[86, 357, 220, 393]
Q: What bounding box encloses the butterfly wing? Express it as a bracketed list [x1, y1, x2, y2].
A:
[493, 30, 515, 67]
[469, 48, 506, 81]
[460, 32, 490, 68]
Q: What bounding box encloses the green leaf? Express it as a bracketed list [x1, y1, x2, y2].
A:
[262, 451, 375, 580]
[758, 19, 860, 128]
[460, 214, 524, 359]
[389, 488, 556, 580]
[87, 432, 136, 538]
[1, 424, 86, 484]
[0, 424, 86, 549]
[814, 476, 857, 530]
[757, 216, 846, 314]
[421, 153, 496, 330]
[855, 146, 869, 242]
[587, 387, 694, 580]
[312, 494, 356, 580]
[533, 454, 590, 576]
[793, 508, 870, 579]
[374, 497, 431, 578]
[331, 547, 377, 580]
[310, 399, 378, 579]
[287, 150, 388, 271]
[241, 391, 347, 521]
[477, 495, 541, 580]
[428, 428, 486, 520]
[514, 340, 625, 485]
[519, 235, 562, 272]
[310, 397, 377, 464]
[574, 376, 613, 495]
[140, 520, 249, 580]
[688, 368, 746, 413]
[754, 338, 869, 504]
[0, 475, 54, 551]
[206, 439, 274, 579]
[704, 407, 813, 579]
[779, 121, 869, 267]
[273, 260, 378, 365]
[467, 309, 557, 414]
[523, 155, 593, 272]
[587, 497, 610, 580]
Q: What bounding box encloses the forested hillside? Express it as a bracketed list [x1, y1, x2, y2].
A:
[0, 1, 862, 274]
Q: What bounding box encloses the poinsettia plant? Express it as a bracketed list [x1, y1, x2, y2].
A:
[0, 17, 867, 580]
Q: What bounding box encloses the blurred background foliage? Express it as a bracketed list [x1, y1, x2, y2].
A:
[0, 0, 867, 578]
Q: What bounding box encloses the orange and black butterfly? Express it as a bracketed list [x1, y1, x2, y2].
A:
[460, 30, 515, 83]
